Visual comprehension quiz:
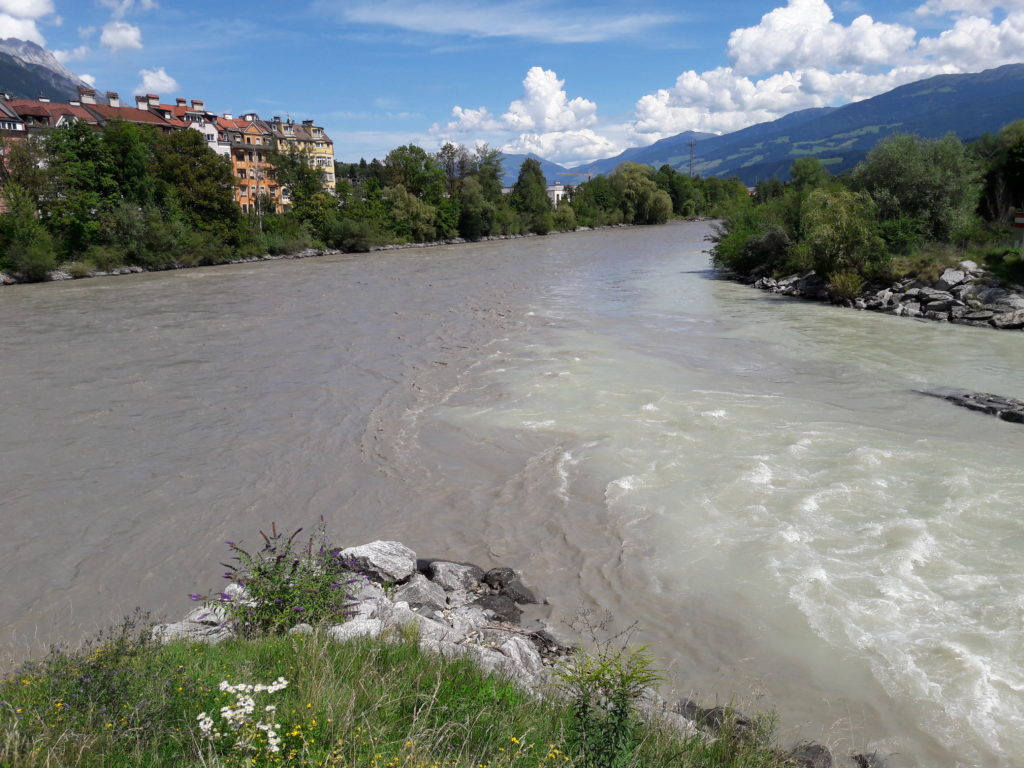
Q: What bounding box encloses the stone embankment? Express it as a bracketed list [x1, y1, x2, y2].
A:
[750, 260, 1024, 330]
[154, 539, 867, 768]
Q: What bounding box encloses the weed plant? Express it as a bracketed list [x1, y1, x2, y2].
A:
[195, 521, 361, 637]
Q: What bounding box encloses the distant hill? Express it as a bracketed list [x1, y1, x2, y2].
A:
[0, 38, 91, 101]
[576, 131, 717, 176]
[623, 64, 1024, 184]
[498, 152, 573, 187]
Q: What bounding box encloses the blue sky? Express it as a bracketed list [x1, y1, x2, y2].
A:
[7, 0, 1024, 165]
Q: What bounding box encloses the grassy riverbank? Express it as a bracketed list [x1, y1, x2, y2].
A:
[1, 618, 788, 768]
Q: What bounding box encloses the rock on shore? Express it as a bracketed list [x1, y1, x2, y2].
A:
[920, 388, 1024, 423]
[152, 539, 871, 767]
[750, 260, 1024, 330]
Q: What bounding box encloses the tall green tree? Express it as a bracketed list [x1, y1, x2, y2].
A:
[610, 163, 672, 225]
[788, 157, 830, 192]
[473, 144, 505, 204]
[799, 185, 884, 276]
[152, 129, 239, 236]
[103, 119, 157, 206]
[0, 183, 57, 280]
[510, 158, 552, 234]
[383, 145, 445, 203]
[43, 120, 118, 255]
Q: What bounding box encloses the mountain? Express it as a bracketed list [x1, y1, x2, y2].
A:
[621, 64, 1024, 184]
[0, 38, 91, 101]
[498, 152, 573, 187]
[576, 131, 717, 176]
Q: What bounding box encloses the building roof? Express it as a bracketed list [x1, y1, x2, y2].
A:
[84, 103, 173, 127]
[6, 99, 101, 125]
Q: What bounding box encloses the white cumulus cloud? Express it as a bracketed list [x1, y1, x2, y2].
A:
[436, 67, 612, 164]
[134, 66, 177, 95]
[727, 0, 916, 74]
[0, 0, 54, 19]
[502, 67, 598, 132]
[0, 12, 43, 43]
[79, 73, 96, 87]
[100, 21, 142, 51]
[502, 129, 617, 165]
[53, 44, 88, 63]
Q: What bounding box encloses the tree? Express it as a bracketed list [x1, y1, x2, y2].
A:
[385, 184, 437, 242]
[457, 176, 493, 240]
[473, 144, 505, 203]
[851, 133, 981, 246]
[269, 145, 325, 219]
[609, 163, 673, 225]
[571, 175, 620, 226]
[510, 157, 552, 234]
[0, 183, 57, 280]
[435, 142, 471, 197]
[799, 185, 883, 276]
[383, 144, 445, 202]
[788, 157, 830, 192]
[103, 118, 157, 206]
[975, 120, 1024, 222]
[152, 129, 238, 236]
[43, 120, 118, 255]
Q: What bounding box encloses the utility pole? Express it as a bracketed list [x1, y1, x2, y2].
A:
[688, 139, 697, 178]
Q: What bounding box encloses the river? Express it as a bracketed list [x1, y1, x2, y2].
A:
[1, 221, 1022, 766]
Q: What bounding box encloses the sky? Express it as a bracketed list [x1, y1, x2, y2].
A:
[5, 0, 1024, 166]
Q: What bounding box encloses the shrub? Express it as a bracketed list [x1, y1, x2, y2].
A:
[66, 261, 91, 278]
[197, 521, 358, 637]
[8, 237, 57, 281]
[556, 634, 661, 768]
[553, 200, 577, 231]
[828, 270, 866, 302]
[800, 186, 884, 276]
[85, 244, 125, 271]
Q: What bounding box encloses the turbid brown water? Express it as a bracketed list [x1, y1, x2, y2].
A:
[2, 222, 1023, 767]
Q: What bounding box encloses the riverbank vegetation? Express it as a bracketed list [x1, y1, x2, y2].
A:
[0, 626, 787, 768]
[0, 526, 790, 768]
[0, 120, 748, 282]
[710, 122, 1024, 292]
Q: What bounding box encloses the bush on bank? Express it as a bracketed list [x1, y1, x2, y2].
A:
[711, 126, 1024, 292]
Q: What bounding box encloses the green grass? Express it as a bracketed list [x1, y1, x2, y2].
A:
[0, 617, 791, 768]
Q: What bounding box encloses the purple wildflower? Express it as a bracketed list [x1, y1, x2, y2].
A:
[189, 593, 203, 601]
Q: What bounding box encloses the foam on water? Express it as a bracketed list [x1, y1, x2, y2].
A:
[433, 278, 1024, 767]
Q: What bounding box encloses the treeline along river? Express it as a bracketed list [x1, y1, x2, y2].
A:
[2, 222, 1023, 767]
